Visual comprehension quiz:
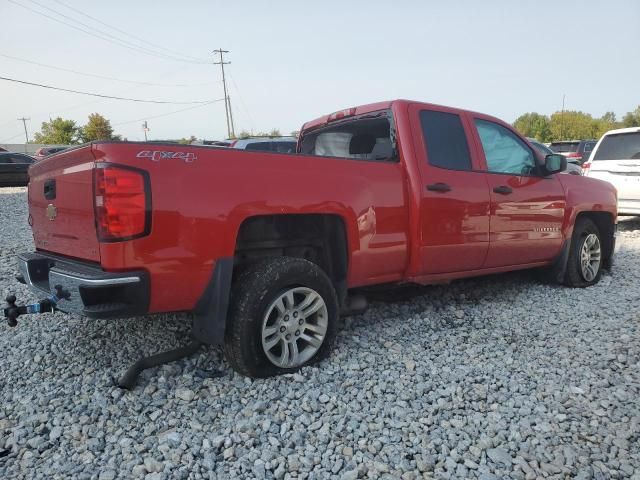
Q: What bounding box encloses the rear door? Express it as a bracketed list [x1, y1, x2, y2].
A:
[469, 116, 565, 267]
[587, 130, 640, 212]
[409, 104, 490, 274]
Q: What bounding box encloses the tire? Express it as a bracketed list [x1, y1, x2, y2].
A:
[564, 217, 603, 287]
[224, 257, 339, 378]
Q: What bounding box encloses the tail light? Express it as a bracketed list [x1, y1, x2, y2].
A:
[566, 152, 582, 159]
[94, 165, 151, 241]
[582, 162, 591, 175]
[229, 140, 238, 148]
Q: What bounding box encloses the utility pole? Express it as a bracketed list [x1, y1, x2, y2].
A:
[17, 117, 30, 153]
[212, 48, 235, 139]
[142, 121, 149, 141]
[560, 94, 566, 140]
[17, 117, 30, 146]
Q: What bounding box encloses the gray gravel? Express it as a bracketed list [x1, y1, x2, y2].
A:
[1, 186, 639, 479]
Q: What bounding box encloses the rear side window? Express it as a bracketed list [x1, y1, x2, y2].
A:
[245, 142, 272, 152]
[273, 142, 296, 153]
[593, 132, 640, 160]
[550, 142, 579, 153]
[11, 154, 33, 164]
[583, 141, 596, 153]
[419, 110, 471, 170]
[300, 114, 394, 161]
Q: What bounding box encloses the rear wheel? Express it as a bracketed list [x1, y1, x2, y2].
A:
[224, 257, 338, 377]
[564, 218, 603, 287]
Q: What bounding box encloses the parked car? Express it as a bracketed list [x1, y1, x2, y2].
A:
[230, 137, 297, 153]
[13, 100, 617, 380]
[0, 152, 34, 186]
[584, 126, 640, 216]
[33, 146, 67, 161]
[549, 140, 596, 164]
[528, 138, 582, 175]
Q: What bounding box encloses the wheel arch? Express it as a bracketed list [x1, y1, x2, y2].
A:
[233, 213, 350, 303]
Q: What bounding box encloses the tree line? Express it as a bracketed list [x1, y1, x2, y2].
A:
[513, 105, 640, 143]
[32, 113, 121, 144]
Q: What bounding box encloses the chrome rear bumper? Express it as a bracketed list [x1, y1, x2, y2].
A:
[17, 252, 149, 318]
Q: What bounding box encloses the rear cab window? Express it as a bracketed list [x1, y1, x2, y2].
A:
[300, 111, 395, 161]
[550, 142, 580, 153]
[593, 132, 640, 161]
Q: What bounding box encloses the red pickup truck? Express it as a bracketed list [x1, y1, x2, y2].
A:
[16, 100, 617, 378]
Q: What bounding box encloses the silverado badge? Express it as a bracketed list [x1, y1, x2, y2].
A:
[46, 204, 57, 221]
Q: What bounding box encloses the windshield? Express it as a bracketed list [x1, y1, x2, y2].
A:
[300, 114, 394, 161]
[550, 142, 579, 153]
[593, 132, 640, 161]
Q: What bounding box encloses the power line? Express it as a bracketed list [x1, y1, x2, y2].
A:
[0, 132, 25, 143]
[8, 0, 210, 65]
[50, 0, 210, 64]
[0, 53, 221, 87]
[0, 76, 217, 104]
[24, 0, 210, 64]
[112, 99, 225, 127]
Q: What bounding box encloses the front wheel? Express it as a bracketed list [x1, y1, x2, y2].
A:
[224, 257, 339, 378]
[564, 218, 603, 287]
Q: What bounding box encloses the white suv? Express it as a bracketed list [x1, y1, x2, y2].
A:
[584, 127, 640, 215]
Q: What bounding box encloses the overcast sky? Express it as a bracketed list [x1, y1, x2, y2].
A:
[1, 0, 638, 142]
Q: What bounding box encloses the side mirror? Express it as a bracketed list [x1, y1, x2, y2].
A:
[544, 153, 566, 175]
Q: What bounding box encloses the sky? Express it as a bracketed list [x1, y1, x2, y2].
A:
[0, 0, 638, 143]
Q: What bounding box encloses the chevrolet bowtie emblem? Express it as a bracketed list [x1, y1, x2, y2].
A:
[46, 204, 57, 221]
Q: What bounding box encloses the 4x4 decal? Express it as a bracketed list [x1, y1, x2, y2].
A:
[136, 150, 196, 163]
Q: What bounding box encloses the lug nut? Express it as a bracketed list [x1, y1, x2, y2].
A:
[286, 334, 292, 340]
[293, 311, 298, 318]
[280, 326, 286, 333]
[298, 319, 304, 325]
[284, 315, 289, 321]
[295, 330, 300, 336]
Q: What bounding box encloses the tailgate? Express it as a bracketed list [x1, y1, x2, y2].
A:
[28, 145, 100, 262]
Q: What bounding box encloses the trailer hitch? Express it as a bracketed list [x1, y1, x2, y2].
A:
[3, 285, 70, 327]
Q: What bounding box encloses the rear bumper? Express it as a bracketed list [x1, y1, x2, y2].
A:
[17, 252, 150, 318]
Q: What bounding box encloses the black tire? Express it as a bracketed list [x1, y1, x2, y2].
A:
[564, 217, 603, 288]
[224, 257, 339, 378]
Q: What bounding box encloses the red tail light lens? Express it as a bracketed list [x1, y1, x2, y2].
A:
[566, 152, 581, 158]
[582, 162, 591, 175]
[94, 166, 150, 241]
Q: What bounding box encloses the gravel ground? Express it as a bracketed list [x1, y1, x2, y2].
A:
[0, 186, 639, 480]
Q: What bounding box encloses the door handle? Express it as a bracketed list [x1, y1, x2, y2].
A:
[426, 182, 452, 193]
[493, 185, 513, 195]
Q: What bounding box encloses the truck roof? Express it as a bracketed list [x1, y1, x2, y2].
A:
[300, 99, 490, 132]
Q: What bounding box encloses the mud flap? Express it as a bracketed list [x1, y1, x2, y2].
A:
[191, 257, 234, 345]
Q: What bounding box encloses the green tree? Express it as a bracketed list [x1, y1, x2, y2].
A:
[81, 113, 120, 142]
[622, 106, 640, 127]
[549, 111, 599, 141]
[178, 135, 197, 144]
[33, 117, 81, 145]
[513, 113, 551, 142]
[268, 128, 281, 137]
[592, 111, 621, 138]
[237, 130, 252, 139]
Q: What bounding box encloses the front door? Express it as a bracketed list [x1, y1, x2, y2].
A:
[410, 105, 490, 274]
[470, 117, 565, 268]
